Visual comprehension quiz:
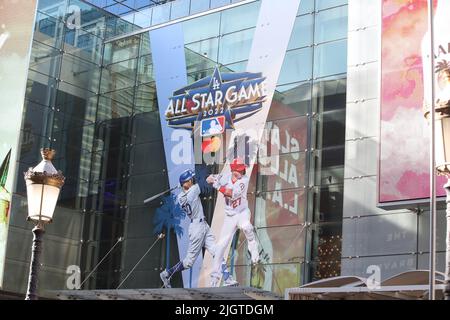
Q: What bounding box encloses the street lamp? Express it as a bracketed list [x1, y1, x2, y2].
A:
[424, 86, 450, 301]
[23, 148, 65, 300]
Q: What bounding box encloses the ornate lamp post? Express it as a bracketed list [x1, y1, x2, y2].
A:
[24, 148, 64, 300]
[424, 73, 450, 300]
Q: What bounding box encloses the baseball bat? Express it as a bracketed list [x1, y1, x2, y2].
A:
[143, 185, 179, 204]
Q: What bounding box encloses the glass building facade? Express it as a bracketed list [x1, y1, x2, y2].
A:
[2, 0, 349, 297]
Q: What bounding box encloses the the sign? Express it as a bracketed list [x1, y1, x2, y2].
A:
[165, 67, 267, 136]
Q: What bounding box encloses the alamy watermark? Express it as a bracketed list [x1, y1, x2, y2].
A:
[66, 265, 81, 290]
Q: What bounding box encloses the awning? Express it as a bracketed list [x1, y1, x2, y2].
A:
[285, 270, 446, 300]
[53, 286, 282, 300]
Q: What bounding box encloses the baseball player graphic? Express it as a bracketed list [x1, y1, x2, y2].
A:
[160, 169, 238, 288]
[207, 158, 260, 287]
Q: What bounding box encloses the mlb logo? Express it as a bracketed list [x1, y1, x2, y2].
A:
[201, 116, 225, 137]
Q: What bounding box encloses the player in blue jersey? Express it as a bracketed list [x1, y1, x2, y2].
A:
[160, 169, 238, 288]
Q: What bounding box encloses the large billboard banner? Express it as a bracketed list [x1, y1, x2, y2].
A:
[380, 0, 446, 205]
[151, 0, 303, 289]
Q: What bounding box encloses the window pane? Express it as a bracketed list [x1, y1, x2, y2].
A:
[270, 82, 311, 120]
[312, 76, 346, 112]
[221, 60, 247, 73]
[264, 116, 308, 154]
[211, 0, 230, 8]
[190, 0, 210, 14]
[60, 53, 100, 92]
[313, 40, 347, 78]
[101, 86, 135, 108]
[171, 0, 190, 20]
[137, 54, 154, 84]
[233, 263, 302, 296]
[26, 70, 58, 107]
[255, 189, 306, 228]
[297, 0, 314, 15]
[130, 141, 166, 176]
[104, 35, 140, 65]
[134, 82, 158, 113]
[101, 59, 137, 93]
[278, 47, 313, 85]
[220, 1, 260, 34]
[185, 38, 219, 63]
[316, 0, 347, 11]
[287, 14, 314, 50]
[38, 0, 66, 21]
[151, 2, 171, 25]
[64, 28, 103, 64]
[235, 225, 306, 265]
[314, 6, 348, 44]
[318, 110, 346, 148]
[29, 41, 61, 77]
[182, 13, 220, 43]
[55, 85, 98, 123]
[258, 152, 306, 192]
[133, 10, 151, 28]
[98, 96, 133, 120]
[218, 28, 255, 65]
[34, 12, 65, 49]
[313, 147, 345, 186]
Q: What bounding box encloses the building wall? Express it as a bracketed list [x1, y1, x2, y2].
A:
[3, 0, 351, 297]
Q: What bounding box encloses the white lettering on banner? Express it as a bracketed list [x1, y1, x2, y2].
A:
[165, 79, 267, 117]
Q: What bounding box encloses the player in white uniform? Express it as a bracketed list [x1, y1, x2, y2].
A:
[207, 158, 260, 287]
[160, 169, 237, 288]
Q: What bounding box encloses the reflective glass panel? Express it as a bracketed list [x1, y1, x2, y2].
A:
[101, 59, 137, 93]
[186, 38, 219, 63]
[104, 35, 140, 65]
[137, 54, 154, 84]
[314, 6, 348, 44]
[34, 12, 65, 49]
[313, 39, 347, 78]
[29, 41, 61, 77]
[182, 13, 220, 43]
[255, 189, 306, 228]
[287, 14, 314, 50]
[278, 47, 313, 85]
[63, 28, 103, 64]
[316, 0, 347, 11]
[190, 0, 210, 14]
[171, 0, 190, 20]
[218, 28, 255, 65]
[297, 0, 314, 15]
[60, 53, 100, 93]
[220, 1, 260, 35]
[151, 2, 171, 25]
[257, 152, 306, 192]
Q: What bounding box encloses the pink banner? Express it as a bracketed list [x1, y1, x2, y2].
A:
[380, 0, 446, 204]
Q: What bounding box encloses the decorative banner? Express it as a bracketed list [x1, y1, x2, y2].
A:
[380, 0, 446, 205]
[198, 0, 302, 287]
[165, 67, 267, 133]
[0, 0, 38, 288]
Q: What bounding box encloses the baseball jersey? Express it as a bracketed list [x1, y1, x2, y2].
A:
[219, 173, 249, 216]
[177, 183, 204, 220]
